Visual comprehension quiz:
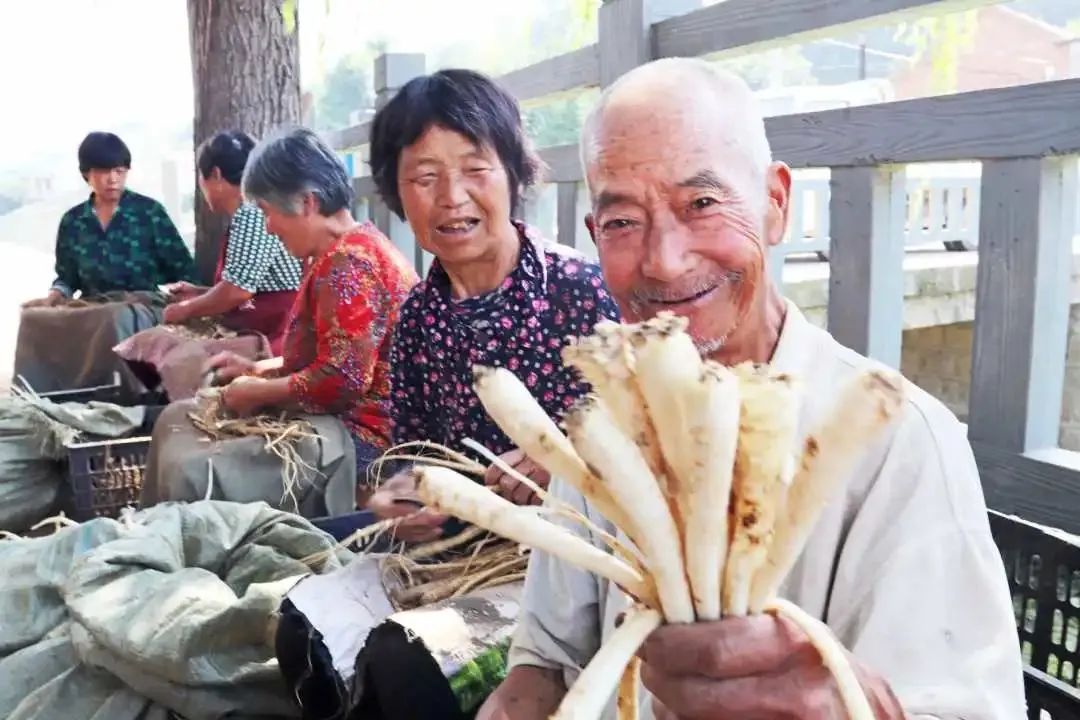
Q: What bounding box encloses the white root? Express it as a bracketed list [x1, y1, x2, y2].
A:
[471, 366, 643, 545]
[413, 465, 651, 604]
[750, 369, 906, 612]
[562, 329, 669, 485]
[632, 314, 739, 621]
[564, 329, 688, 596]
[723, 365, 801, 617]
[550, 606, 663, 720]
[616, 657, 642, 720]
[463, 437, 648, 573]
[767, 598, 875, 720]
[565, 396, 694, 623]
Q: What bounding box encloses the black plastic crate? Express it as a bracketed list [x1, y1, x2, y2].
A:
[66, 436, 152, 521]
[990, 511, 1080, 716]
[19, 371, 126, 405]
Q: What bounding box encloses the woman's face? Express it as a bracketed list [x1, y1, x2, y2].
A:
[257, 198, 313, 258]
[86, 167, 127, 203]
[198, 171, 225, 212]
[396, 125, 514, 267]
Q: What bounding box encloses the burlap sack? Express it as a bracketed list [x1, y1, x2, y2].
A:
[139, 399, 357, 519]
[112, 326, 271, 402]
[13, 294, 163, 399]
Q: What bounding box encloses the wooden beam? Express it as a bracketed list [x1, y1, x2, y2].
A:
[654, 0, 1004, 61]
[498, 45, 601, 103]
[598, 0, 653, 86]
[540, 144, 585, 183]
[767, 79, 1080, 168]
[968, 158, 1076, 453]
[556, 182, 580, 248]
[353, 176, 376, 199]
[327, 122, 371, 152]
[976, 443, 1080, 536]
[826, 166, 906, 367]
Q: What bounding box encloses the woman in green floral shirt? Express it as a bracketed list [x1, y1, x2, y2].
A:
[23, 132, 196, 308]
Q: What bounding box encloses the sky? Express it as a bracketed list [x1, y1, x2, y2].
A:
[0, 0, 553, 178]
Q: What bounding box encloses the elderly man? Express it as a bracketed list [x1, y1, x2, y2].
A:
[478, 58, 1024, 719]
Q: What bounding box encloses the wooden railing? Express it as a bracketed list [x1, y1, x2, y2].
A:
[328, 0, 1080, 703]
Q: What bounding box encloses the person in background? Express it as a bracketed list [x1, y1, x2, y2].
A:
[205, 127, 419, 478]
[23, 131, 195, 307]
[162, 130, 304, 354]
[362, 69, 621, 541]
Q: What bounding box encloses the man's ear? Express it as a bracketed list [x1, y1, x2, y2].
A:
[585, 213, 597, 244]
[763, 162, 792, 248]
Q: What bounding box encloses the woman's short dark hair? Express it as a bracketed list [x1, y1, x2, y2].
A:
[78, 132, 131, 178]
[369, 69, 541, 219]
[198, 130, 257, 186]
[243, 127, 354, 217]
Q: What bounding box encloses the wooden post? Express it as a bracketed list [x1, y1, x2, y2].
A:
[556, 182, 579, 248]
[598, 0, 654, 85]
[374, 53, 425, 109]
[969, 157, 1077, 452]
[370, 53, 426, 273]
[826, 166, 907, 367]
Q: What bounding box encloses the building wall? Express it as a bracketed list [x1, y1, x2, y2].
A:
[900, 306, 1080, 450]
[891, 6, 1071, 100]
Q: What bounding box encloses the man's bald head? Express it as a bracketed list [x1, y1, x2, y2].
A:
[580, 58, 772, 196]
[576, 57, 791, 364]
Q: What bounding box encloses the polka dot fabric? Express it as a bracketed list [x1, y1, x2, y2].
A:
[389, 223, 621, 457]
[220, 203, 304, 293]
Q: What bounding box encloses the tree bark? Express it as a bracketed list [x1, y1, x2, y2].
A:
[186, 0, 301, 282]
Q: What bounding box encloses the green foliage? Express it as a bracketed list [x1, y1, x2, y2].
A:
[281, 0, 297, 34]
[894, 10, 978, 94]
[314, 54, 374, 131]
[716, 48, 816, 91]
[524, 94, 595, 150]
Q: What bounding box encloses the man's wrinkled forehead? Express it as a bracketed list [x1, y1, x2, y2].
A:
[584, 102, 753, 196]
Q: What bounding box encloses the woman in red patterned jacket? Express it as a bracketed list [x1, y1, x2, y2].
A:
[207, 128, 418, 472]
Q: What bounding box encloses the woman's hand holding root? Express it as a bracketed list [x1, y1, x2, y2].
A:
[366, 471, 449, 543]
[484, 448, 551, 506]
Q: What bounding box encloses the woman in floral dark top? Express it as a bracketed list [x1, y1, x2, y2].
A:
[365, 68, 620, 541]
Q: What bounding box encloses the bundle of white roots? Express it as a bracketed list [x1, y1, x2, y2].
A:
[410, 312, 906, 719]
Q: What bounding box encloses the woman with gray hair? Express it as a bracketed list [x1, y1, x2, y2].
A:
[190, 127, 419, 497]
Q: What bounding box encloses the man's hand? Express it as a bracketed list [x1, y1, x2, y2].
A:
[221, 376, 271, 417]
[483, 448, 550, 506]
[640, 614, 906, 719]
[365, 471, 449, 543]
[22, 290, 63, 309]
[205, 351, 257, 385]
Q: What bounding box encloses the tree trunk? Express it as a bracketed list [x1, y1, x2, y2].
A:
[187, 0, 301, 283]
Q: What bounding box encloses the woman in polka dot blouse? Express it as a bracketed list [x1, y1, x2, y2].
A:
[363, 69, 621, 542]
[162, 130, 304, 354]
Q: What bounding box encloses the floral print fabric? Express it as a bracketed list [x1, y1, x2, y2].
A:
[282, 223, 418, 447]
[389, 223, 621, 455]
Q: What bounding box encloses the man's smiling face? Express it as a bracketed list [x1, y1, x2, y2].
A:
[583, 69, 790, 355]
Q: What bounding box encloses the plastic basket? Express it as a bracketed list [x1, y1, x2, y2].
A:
[66, 436, 152, 521]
